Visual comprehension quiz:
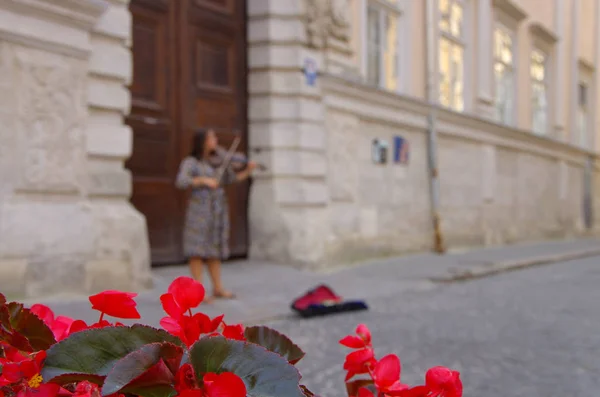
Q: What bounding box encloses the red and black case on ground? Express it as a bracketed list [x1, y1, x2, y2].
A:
[291, 284, 368, 318]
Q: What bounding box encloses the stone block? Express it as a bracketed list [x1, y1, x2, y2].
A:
[249, 96, 324, 122]
[87, 168, 132, 197]
[248, 18, 305, 43]
[93, 2, 131, 41]
[248, 44, 301, 69]
[89, 35, 131, 81]
[249, 121, 326, 151]
[247, 0, 302, 17]
[88, 77, 130, 113]
[84, 259, 133, 293]
[86, 124, 132, 158]
[0, 259, 28, 299]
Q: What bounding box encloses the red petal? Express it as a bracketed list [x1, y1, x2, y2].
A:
[425, 367, 462, 397]
[167, 277, 205, 312]
[339, 335, 365, 349]
[374, 354, 401, 390]
[222, 324, 245, 341]
[89, 291, 140, 319]
[68, 320, 88, 336]
[344, 348, 374, 367]
[160, 317, 182, 335]
[51, 316, 75, 341]
[357, 388, 374, 397]
[30, 304, 55, 326]
[204, 372, 246, 397]
[355, 324, 371, 343]
[177, 390, 203, 397]
[160, 293, 183, 320]
[34, 383, 60, 397]
[210, 314, 225, 332]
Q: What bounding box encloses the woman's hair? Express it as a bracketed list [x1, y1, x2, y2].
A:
[190, 128, 208, 159]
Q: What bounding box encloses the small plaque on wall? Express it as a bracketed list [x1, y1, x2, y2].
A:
[371, 139, 388, 164]
[393, 135, 409, 165]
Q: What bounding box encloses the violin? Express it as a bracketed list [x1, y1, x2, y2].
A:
[206, 134, 267, 175]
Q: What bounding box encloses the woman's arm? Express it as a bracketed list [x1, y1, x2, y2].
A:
[234, 162, 258, 182]
[175, 158, 218, 189]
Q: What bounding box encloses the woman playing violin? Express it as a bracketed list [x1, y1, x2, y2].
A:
[175, 128, 257, 302]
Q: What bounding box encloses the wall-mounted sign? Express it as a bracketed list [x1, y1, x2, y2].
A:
[393, 135, 409, 165]
[371, 138, 388, 164]
[303, 58, 317, 86]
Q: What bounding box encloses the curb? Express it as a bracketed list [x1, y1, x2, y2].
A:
[429, 247, 600, 283]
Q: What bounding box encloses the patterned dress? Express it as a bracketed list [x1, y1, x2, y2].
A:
[175, 156, 237, 260]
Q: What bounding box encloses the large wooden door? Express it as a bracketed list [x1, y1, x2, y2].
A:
[180, 0, 249, 256]
[127, 0, 249, 263]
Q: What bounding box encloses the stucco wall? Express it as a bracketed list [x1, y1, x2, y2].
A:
[322, 76, 592, 263]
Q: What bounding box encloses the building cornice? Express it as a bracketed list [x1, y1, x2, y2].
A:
[321, 75, 596, 164]
[529, 22, 559, 44]
[492, 0, 527, 22]
[0, 0, 108, 31]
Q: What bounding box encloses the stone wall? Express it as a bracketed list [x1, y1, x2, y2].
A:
[321, 76, 593, 264]
[0, 0, 152, 299]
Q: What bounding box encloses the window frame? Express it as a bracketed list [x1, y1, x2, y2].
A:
[362, 0, 405, 93]
[530, 47, 549, 136]
[576, 76, 591, 148]
[437, 0, 468, 112]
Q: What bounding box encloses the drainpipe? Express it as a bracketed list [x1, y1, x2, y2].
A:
[425, 0, 446, 253]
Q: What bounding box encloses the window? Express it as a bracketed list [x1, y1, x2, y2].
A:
[439, 0, 465, 111]
[530, 49, 548, 135]
[366, 1, 401, 91]
[493, 25, 515, 125]
[577, 82, 589, 147]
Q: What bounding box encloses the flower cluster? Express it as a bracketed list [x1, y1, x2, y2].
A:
[0, 277, 463, 397]
[340, 325, 462, 397]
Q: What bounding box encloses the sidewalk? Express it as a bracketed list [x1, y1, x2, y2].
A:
[26, 238, 600, 327]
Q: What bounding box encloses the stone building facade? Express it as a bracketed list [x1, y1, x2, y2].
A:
[0, 0, 599, 298]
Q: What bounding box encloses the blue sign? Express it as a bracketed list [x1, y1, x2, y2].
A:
[304, 58, 317, 86]
[393, 135, 409, 165]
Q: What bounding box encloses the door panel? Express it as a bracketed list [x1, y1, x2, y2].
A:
[128, 0, 248, 263]
[182, 0, 249, 257]
[126, 0, 183, 264]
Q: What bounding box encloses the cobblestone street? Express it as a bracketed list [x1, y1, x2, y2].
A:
[264, 255, 600, 397]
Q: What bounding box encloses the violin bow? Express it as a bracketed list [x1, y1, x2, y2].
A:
[215, 134, 241, 184]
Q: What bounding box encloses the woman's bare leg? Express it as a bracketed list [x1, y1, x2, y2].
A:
[206, 258, 235, 299]
[189, 257, 204, 283]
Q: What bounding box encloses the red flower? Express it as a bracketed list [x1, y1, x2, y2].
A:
[343, 348, 376, 381]
[72, 381, 101, 397]
[424, 367, 462, 397]
[89, 290, 140, 320]
[30, 304, 88, 341]
[166, 277, 205, 315]
[203, 372, 246, 397]
[221, 323, 245, 341]
[175, 364, 197, 392]
[0, 351, 60, 397]
[340, 324, 372, 349]
[160, 313, 223, 347]
[372, 355, 409, 395]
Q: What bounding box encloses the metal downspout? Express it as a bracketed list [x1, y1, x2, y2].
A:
[425, 0, 446, 253]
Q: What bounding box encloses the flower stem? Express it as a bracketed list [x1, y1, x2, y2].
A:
[99, 312, 104, 323]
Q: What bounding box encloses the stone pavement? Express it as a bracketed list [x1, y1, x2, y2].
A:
[264, 253, 600, 397]
[21, 238, 600, 327]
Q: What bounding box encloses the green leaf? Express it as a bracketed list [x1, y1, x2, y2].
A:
[190, 336, 304, 397]
[102, 342, 183, 397]
[244, 326, 305, 365]
[41, 324, 185, 383]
